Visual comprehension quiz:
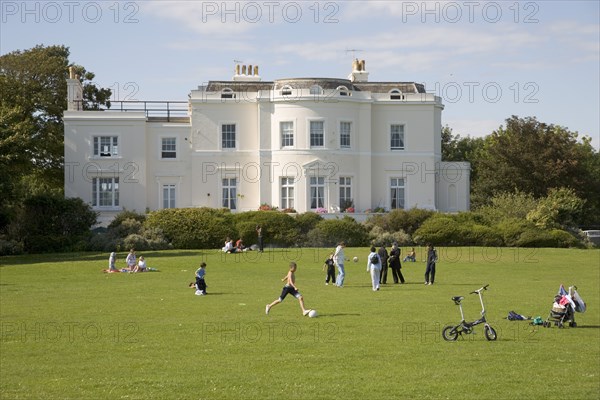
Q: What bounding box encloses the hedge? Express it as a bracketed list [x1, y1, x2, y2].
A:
[232, 211, 299, 247]
[145, 208, 236, 249]
[305, 217, 369, 247]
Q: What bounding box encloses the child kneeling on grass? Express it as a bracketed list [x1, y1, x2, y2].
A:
[188, 262, 207, 296]
[266, 262, 312, 316]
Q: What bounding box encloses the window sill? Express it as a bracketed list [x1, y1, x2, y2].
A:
[92, 206, 123, 212]
[89, 156, 123, 160]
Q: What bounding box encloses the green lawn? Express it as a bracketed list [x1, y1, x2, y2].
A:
[1, 247, 599, 399]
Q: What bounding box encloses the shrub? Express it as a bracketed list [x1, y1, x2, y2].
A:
[495, 219, 536, 247]
[370, 208, 435, 235]
[145, 208, 236, 249]
[232, 211, 299, 247]
[89, 212, 171, 252]
[305, 217, 369, 247]
[476, 191, 538, 225]
[142, 227, 172, 250]
[515, 229, 556, 248]
[369, 226, 411, 247]
[108, 210, 146, 229]
[122, 234, 148, 251]
[295, 212, 323, 237]
[88, 232, 119, 252]
[413, 215, 460, 245]
[458, 224, 503, 246]
[526, 187, 585, 230]
[10, 195, 97, 253]
[548, 229, 580, 248]
[0, 238, 24, 256]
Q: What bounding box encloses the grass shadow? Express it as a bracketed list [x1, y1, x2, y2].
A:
[319, 313, 361, 318]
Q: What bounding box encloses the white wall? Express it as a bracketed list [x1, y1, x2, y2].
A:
[65, 83, 468, 225]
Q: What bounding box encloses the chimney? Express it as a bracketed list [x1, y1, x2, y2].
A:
[67, 67, 83, 110]
[348, 59, 369, 82]
[232, 63, 262, 81]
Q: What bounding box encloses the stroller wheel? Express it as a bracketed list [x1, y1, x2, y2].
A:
[557, 322, 564, 329]
[569, 322, 577, 328]
[542, 321, 550, 328]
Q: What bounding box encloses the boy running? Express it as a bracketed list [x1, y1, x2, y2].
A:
[266, 262, 312, 316]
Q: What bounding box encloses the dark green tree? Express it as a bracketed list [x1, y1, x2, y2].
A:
[10, 194, 97, 253]
[0, 45, 111, 230]
[472, 116, 600, 224]
[441, 125, 485, 185]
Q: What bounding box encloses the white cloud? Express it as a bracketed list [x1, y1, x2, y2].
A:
[142, 1, 261, 35]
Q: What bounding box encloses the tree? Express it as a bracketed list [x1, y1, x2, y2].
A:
[0, 45, 111, 231]
[10, 194, 97, 253]
[441, 125, 485, 184]
[472, 116, 600, 224]
[441, 125, 485, 162]
[476, 191, 538, 224]
[526, 188, 586, 230]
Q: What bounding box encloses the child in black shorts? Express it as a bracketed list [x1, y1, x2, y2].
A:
[323, 253, 335, 285]
[266, 262, 312, 316]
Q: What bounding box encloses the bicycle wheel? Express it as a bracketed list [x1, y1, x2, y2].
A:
[442, 325, 459, 341]
[484, 325, 497, 341]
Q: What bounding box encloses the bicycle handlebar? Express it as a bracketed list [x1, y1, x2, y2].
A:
[470, 284, 490, 294]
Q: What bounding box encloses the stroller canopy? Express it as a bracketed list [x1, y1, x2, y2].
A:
[558, 285, 586, 313]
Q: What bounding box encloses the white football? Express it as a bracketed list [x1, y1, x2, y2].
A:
[353, 256, 358, 262]
[308, 309, 318, 318]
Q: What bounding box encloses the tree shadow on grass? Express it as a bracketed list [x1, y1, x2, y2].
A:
[0, 250, 212, 267]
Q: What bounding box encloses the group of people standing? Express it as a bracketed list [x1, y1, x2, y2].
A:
[324, 243, 439, 291]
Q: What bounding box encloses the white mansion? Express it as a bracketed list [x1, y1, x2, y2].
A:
[64, 61, 470, 225]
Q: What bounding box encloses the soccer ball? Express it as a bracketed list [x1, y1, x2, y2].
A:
[308, 309, 318, 318]
[353, 256, 358, 262]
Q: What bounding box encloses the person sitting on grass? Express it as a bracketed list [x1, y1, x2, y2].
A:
[403, 247, 416, 262]
[222, 238, 235, 253]
[235, 238, 246, 252]
[266, 262, 312, 316]
[125, 248, 136, 271]
[132, 256, 147, 273]
[108, 252, 117, 272]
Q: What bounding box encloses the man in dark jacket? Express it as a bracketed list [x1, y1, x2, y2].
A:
[378, 245, 389, 284]
[388, 242, 405, 284]
[425, 243, 438, 285]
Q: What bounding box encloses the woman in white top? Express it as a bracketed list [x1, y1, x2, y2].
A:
[132, 256, 146, 273]
[334, 241, 346, 287]
[366, 246, 382, 291]
[125, 249, 136, 271]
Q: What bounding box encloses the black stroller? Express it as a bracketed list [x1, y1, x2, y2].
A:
[543, 285, 585, 328]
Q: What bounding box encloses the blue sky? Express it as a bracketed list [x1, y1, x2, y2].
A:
[2, 0, 599, 149]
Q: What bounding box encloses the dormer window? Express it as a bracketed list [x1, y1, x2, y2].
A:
[221, 88, 235, 99]
[390, 89, 403, 100]
[281, 85, 293, 96]
[309, 85, 323, 95]
[337, 86, 350, 96]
